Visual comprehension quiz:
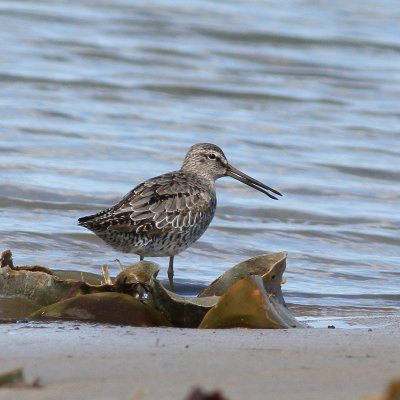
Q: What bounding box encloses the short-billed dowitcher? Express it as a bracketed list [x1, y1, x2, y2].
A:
[78, 143, 282, 287]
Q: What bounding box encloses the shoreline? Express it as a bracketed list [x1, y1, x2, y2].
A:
[1, 315, 399, 400]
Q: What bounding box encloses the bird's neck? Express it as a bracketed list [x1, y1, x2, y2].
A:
[180, 168, 216, 191]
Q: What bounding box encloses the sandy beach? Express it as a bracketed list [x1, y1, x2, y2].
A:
[1, 1, 399, 399]
[1, 315, 399, 400]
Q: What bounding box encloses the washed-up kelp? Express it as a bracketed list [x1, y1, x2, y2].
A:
[0, 259, 81, 307]
[199, 275, 301, 329]
[184, 388, 229, 400]
[0, 250, 158, 305]
[198, 252, 287, 301]
[148, 279, 219, 328]
[114, 261, 160, 298]
[31, 292, 172, 327]
[0, 249, 303, 329]
[197, 252, 303, 329]
[0, 367, 40, 389]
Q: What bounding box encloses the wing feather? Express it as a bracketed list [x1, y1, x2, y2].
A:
[90, 171, 215, 235]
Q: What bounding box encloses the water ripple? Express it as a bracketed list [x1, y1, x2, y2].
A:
[1, 0, 399, 311]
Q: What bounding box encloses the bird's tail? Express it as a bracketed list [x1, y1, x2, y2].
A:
[78, 207, 113, 228]
[78, 214, 95, 227]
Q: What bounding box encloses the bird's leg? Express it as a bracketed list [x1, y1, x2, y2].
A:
[168, 256, 174, 289]
[114, 258, 123, 271]
[140, 256, 144, 262]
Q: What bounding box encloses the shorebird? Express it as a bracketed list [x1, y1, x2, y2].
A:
[78, 143, 282, 287]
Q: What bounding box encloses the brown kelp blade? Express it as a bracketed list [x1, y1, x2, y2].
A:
[2, 249, 300, 329]
[199, 275, 304, 329]
[30, 292, 172, 327]
[1, 260, 85, 309]
[0, 367, 40, 389]
[115, 260, 160, 285]
[0, 249, 162, 319]
[198, 252, 287, 301]
[148, 278, 219, 328]
[114, 261, 160, 298]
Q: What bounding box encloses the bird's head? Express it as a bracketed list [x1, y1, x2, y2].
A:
[181, 143, 282, 200]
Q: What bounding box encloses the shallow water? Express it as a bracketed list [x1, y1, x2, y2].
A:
[0, 0, 399, 312]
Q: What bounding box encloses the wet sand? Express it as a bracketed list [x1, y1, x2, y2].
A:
[0, 316, 399, 400]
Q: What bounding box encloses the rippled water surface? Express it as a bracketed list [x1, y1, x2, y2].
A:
[1, 0, 399, 311]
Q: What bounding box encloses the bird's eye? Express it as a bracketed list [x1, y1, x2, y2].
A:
[208, 153, 216, 160]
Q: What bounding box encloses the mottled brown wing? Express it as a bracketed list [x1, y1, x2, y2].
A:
[103, 171, 215, 235]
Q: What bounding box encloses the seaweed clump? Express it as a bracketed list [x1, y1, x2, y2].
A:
[0, 249, 304, 329]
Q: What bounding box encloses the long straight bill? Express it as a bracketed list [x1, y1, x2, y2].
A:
[226, 165, 282, 200]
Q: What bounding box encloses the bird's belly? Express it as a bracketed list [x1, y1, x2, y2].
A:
[93, 223, 210, 257]
[136, 225, 207, 257]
